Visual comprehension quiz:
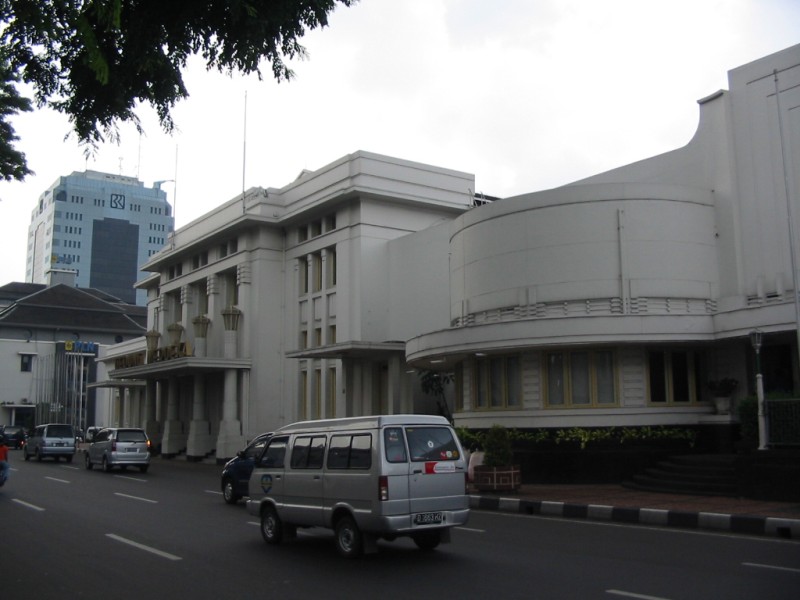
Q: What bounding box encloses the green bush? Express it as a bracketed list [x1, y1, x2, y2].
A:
[483, 425, 514, 467]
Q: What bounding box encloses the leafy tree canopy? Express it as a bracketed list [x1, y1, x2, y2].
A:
[0, 0, 355, 181]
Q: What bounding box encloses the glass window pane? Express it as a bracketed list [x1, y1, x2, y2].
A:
[649, 351, 666, 403]
[547, 353, 564, 405]
[490, 358, 503, 407]
[571, 352, 590, 404]
[506, 356, 521, 406]
[475, 362, 487, 408]
[595, 351, 615, 404]
[671, 351, 691, 402]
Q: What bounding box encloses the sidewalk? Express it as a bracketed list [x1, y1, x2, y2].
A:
[469, 484, 800, 539]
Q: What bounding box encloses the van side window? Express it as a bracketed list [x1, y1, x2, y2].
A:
[290, 436, 326, 469]
[405, 427, 461, 462]
[327, 434, 372, 470]
[384, 427, 407, 463]
[260, 437, 288, 468]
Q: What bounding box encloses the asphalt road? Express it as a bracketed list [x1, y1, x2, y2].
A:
[2, 451, 799, 600]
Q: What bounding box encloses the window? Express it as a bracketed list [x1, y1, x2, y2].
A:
[327, 247, 337, 287]
[327, 367, 337, 418]
[259, 437, 288, 468]
[648, 349, 700, 404]
[384, 427, 407, 463]
[299, 258, 309, 295]
[327, 434, 372, 470]
[405, 427, 461, 461]
[20, 354, 34, 372]
[312, 253, 322, 292]
[290, 436, 326, 469]
[474, 355, 521, 409]
[544, 350, 617, 407]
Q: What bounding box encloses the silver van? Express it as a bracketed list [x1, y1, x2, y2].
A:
[24, 423, 76, 462]
[246, 415, 470, 557]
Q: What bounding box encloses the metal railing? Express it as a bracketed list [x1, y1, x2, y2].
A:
[767, 398, 800, 447]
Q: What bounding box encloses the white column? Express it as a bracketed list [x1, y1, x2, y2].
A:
[187, 373, 214, 459]
[215, 329, 245, 460]
[161, 376, 187, 456]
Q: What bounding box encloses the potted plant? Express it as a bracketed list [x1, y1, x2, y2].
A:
[707, 378, 738, 415]
[473, 425, 521, 492]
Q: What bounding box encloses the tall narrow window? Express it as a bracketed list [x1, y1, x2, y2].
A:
[327, 247, 337, 288]
[474, 355, 523, 409]
[545, 350, 617, 407]
[546, 353, 565, 405]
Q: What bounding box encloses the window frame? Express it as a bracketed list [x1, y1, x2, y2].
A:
[543, 349, 618, 408]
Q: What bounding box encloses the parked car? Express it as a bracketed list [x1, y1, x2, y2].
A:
[221, 432, 272, 504]
[0, 425, 27, 449]
[85, 428, 151, 473]
[24, 423, 76, 462]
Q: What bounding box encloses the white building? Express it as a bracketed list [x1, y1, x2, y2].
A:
[26, 170, 175, 305]
[101, 44, 800, 460]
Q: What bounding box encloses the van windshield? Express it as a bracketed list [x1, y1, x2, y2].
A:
[117, 430, 147, 442]
[405, 427, 461, 462]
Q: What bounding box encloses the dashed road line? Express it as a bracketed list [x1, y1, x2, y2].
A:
[114, 492, 158, 504]
[106, 533, 182, 561]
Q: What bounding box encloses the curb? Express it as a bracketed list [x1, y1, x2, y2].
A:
[469, 494, 800, 540]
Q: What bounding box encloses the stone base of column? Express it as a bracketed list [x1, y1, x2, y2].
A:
[161, 420, 188, 457]
[215, 419, 245, 462]
[187, 420, 215, 461]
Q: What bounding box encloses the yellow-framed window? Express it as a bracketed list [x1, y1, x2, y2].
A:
[473, 355, 521, 410]
[647, 349, 701, 404]
[544, 349, 617, 407]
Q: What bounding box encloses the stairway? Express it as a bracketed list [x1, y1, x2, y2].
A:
[624, 454, 739, 497]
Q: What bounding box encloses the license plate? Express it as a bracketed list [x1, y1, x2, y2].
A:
[126, 448, 139, 452]
[413, 512, 443, 525]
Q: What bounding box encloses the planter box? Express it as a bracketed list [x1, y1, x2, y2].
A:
[473, 465, 521, 492]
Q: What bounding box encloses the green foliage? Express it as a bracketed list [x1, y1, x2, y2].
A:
[0, 51, 32, 181]
[456, 425, 697, 452]
[0, 0, 355, 177]
[482, 425, 514, 467]
[706, 378, 738, 396]
[418, 370, 454, 424]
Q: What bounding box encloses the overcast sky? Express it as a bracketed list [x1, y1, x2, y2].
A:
[0, 0, 798, 287]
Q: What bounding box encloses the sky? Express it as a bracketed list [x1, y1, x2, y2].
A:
[0, 0, 798, 286]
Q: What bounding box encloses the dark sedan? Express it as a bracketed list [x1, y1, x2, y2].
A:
[220, 432, 272, 504]
[1, 425, 27, 449]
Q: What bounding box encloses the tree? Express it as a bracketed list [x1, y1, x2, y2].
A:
[0, 0, 355, 181]
[0, 50, 32, 181]
[418, 370, 454, 425]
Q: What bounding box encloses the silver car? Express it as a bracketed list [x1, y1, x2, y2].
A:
[24, 423, 76, 462]
[84, 428, 151, 473]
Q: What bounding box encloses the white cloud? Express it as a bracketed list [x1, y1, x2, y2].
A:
[0, 0, 798, 286]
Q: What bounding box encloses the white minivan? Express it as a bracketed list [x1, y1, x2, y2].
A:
[246, 415, 470, 557]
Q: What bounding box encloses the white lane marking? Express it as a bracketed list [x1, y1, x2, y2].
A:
[248, 521, 260, 526]
[455, 526, 485, 533]
[114, 492, 158, 504]
[206, 490, 223, 495]
[12, 499, 46, 511]
[61, 465, 80, 471]
[743, 562, 800, 574]
[44, 476, 70, 484]
[606, 590, 671, 600]
[114, 474, 147, 482]
[106, 534, 182, 561]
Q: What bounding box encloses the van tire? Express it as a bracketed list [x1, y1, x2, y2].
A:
[85, 453, 93, 470]
[261, 506, 283, 544]
[334, 516, 362, 558]
[413, 531, 442, 551]
[222, 478, 239, 504]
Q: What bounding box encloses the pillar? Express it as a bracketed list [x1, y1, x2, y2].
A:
[187, 373, 214, 460]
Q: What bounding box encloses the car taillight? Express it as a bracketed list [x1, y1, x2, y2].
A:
[111, 441, 117, 451]
[146, 439, 151, 449]
[379, 475, 389, 501]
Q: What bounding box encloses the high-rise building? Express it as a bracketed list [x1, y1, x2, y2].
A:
[26, 170, 174, 305]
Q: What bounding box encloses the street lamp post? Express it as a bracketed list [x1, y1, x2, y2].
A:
[749, 329, 768, 450]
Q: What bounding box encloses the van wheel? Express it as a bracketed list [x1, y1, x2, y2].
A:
[261, 506, 283, 544]
[102, 456, 112, 472]
[36, 449, 43, 462]
[413, 531, 442, 551]
[222, 478, 239, 504]
[24, 449, 30, 461]
[84, 453, 93, 470]
[334, 516, 363, 558]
